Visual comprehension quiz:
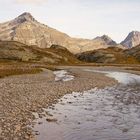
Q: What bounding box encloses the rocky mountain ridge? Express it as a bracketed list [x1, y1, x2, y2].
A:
[0, 12, 118, 53]
[0, 12, 140, 53]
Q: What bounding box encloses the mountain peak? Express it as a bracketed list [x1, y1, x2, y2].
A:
[94, 34, 117, 45]
[131, 30, 139, 34]
[101, 35, 112, 41]
[14, 12, 35, 23]
[121, 31, 140, 48]
[128, 31, 140, 37]
[102, 34, 110, 38]
[19, 12, 33, 17]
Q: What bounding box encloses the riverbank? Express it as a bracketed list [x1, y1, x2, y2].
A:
[0, 66, 118, 140]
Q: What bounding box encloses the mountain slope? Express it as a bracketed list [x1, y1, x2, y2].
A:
[0, 40, 80, 64]
[124, 44, 140, 62]
[77, 46, 140, 64]
[121, 31, 140, 48]
[0, 12, 116, 53]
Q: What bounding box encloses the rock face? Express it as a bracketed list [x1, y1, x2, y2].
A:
[121, 31, 140, 48]
[0, 12, 116, 53]
[0, 40, 80, 64]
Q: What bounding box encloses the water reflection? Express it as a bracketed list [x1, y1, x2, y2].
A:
[33, 70, 140, 140]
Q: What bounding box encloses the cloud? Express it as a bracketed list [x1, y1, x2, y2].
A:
[15, 0, 47, 4]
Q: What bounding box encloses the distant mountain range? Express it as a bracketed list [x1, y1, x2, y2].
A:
[0, 12, 140, 54]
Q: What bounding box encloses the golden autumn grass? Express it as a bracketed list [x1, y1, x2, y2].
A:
[0, 62, 42, 78]
[77, 47, 140, 64]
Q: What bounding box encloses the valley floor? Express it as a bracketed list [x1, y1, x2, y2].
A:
[0, 65, 140, 140]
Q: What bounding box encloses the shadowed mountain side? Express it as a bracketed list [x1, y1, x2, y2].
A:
[76, 46, 140, 64]
[124, 44, 140, 62]
[0, 41, 80, 64]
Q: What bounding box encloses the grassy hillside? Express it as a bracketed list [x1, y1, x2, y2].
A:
[124, 44, 140, 62]
[0, 41, 80, 64]
[77, 46, 140, 64]
[0, 41, 81, 78]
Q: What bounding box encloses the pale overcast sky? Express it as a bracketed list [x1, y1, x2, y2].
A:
[0, 0, 140, 43]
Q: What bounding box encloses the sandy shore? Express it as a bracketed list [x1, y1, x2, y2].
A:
[0, 66, 133, 139]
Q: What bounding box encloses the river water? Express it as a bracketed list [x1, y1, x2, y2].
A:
[33, 69, 140, 140]
[53, 70, 74, 82]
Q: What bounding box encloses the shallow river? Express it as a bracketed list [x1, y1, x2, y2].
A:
[33, 69, 140, 140]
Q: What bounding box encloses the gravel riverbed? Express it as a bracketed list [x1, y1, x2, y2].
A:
[0, 68, 117, 140]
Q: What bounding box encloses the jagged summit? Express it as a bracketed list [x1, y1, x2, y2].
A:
[18, 12, 34, 20]
[125, 31, 140, 39]
[121, 31, 140, 48]
[130, 31, 140, 35]
[14, 12, 36, 23]
[94, 35, 117, 45]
